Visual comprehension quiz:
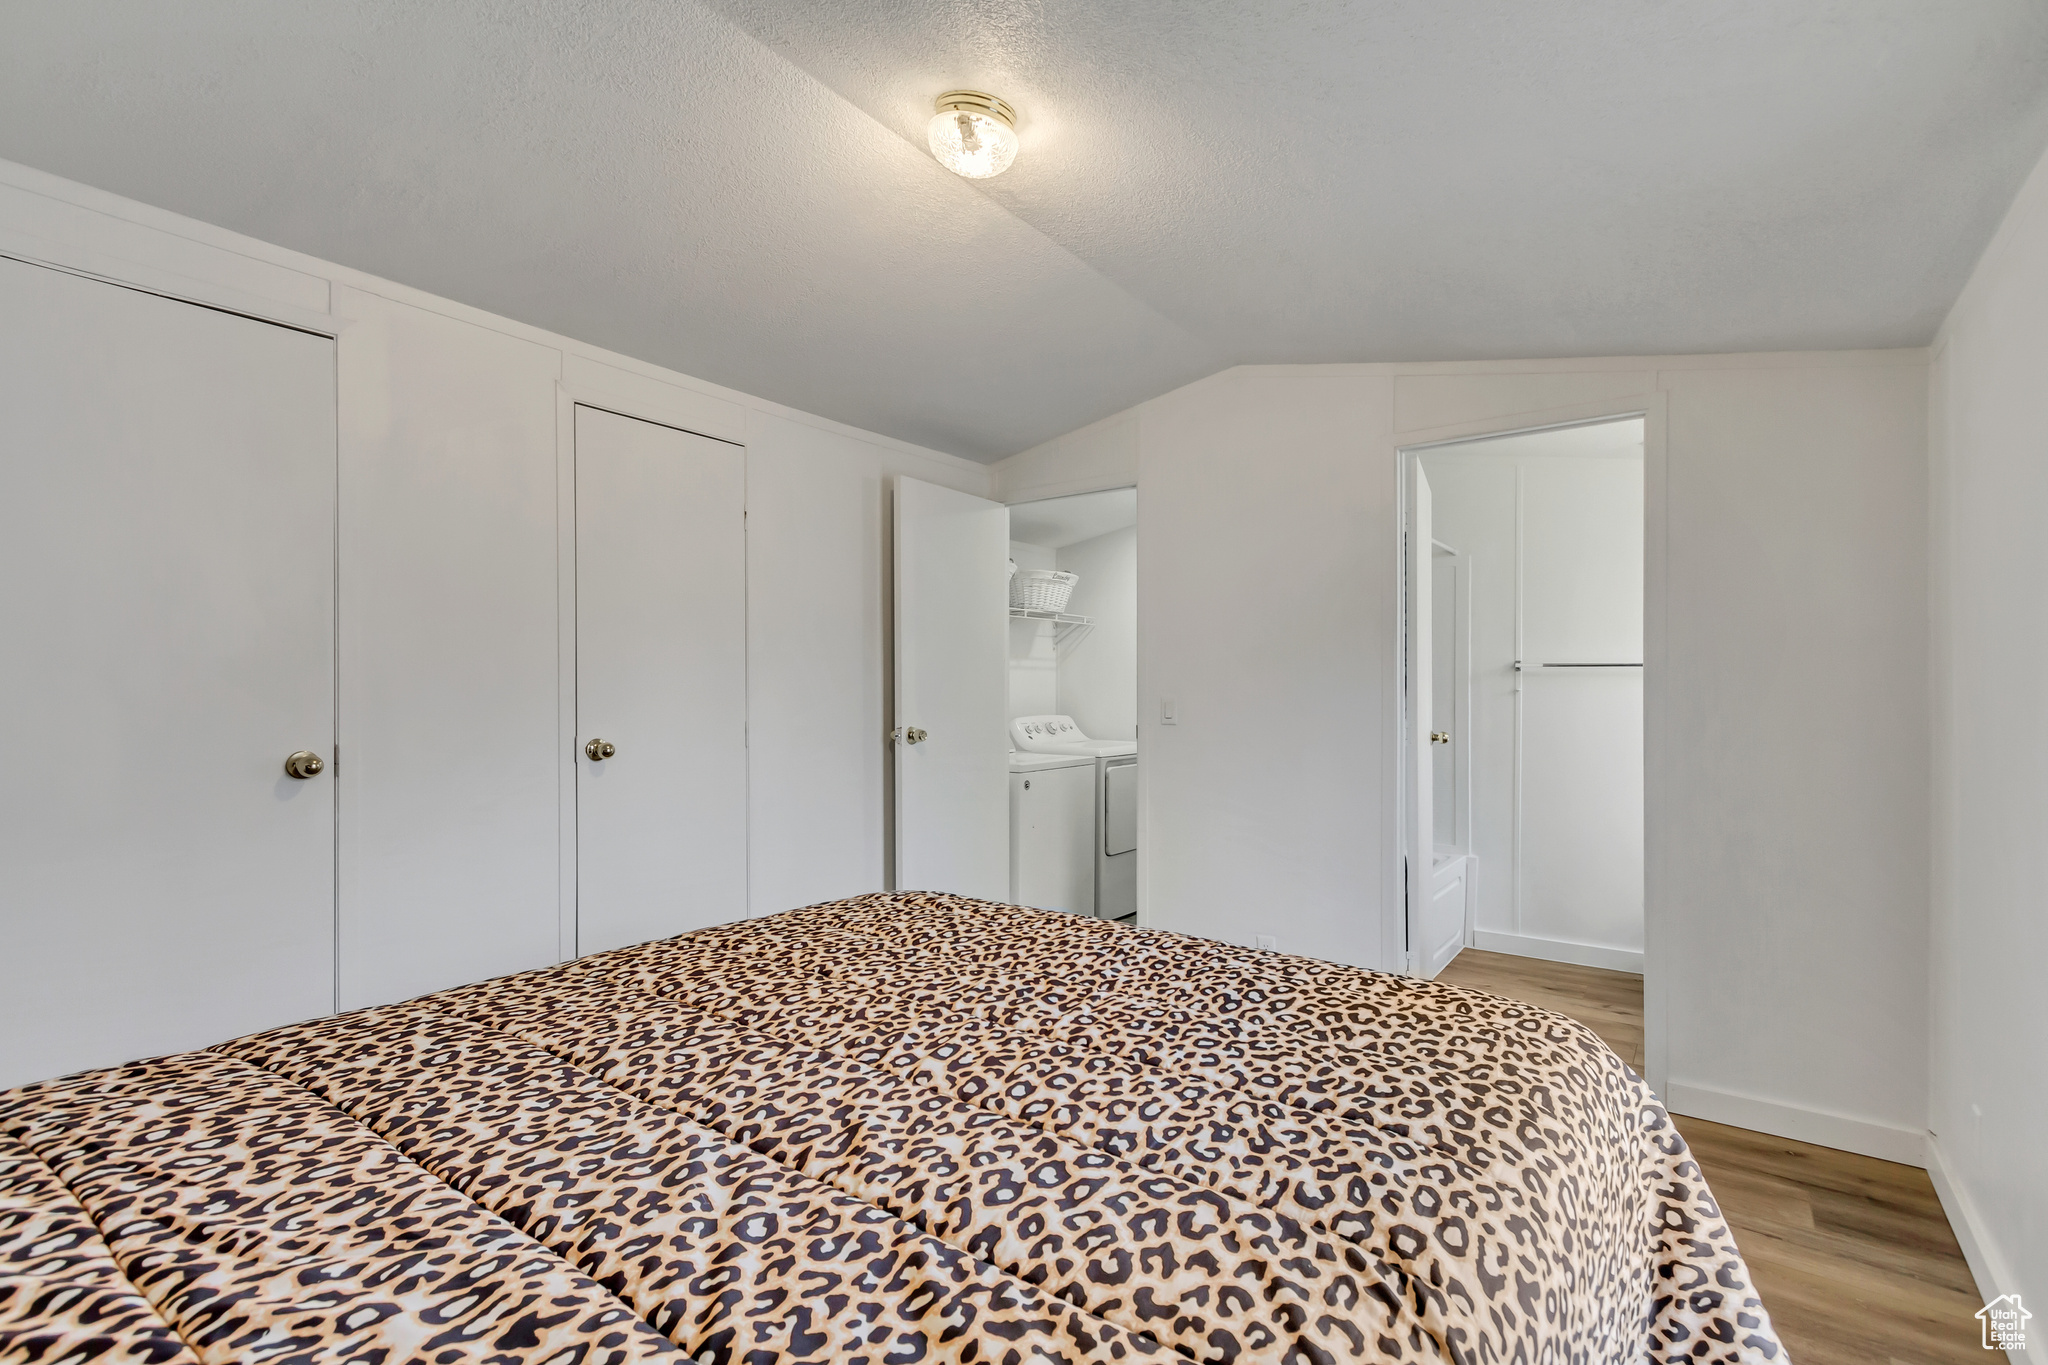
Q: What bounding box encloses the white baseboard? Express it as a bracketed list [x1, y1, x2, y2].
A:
[1664, 1080, 1927, 1166]
[1471, 929, 1643, 975]
[1924, 1134, 2038, 1363]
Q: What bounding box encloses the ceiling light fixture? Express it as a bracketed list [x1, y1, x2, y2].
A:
[928, 90, 1018, 179]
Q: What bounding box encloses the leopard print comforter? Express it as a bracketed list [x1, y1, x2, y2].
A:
[0, 892, 1783, 1365]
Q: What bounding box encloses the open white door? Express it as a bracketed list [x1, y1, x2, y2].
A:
[894, 476, 1009, 898]
[1407, 462, 1455, 976]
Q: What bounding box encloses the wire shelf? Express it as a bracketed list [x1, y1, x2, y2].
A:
[1009, 607, 1094, 648]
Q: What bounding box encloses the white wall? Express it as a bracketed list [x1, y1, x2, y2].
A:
[1927, 141, 2048, 1335]
[994, 352, 1931, 1167]
[335, 287, 565, 1005]
[1010, 542, 1057, 572]
[1007, 540, 1059, 718]
[1122, 371, 1397, 967]
[1657, 361, 1928, 1162]
[1056, 526, 1138, 741]
[0, 157, 993, 999]
[1421, 441, 1645, 970]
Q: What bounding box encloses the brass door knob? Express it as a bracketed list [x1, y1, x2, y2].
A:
[585, 738, 617, 761]
[1430, 731, 1451, 745]
[283, 750, 325, 779]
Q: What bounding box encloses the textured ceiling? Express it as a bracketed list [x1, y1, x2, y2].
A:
[3, 3, 2046, 462]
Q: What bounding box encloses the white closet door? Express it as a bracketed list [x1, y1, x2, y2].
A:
[0, 256, 337, 1089]
[893, 476, 1009, 899]
[575, 405, 747, 955]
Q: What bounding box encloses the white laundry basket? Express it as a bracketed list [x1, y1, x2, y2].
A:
[1010, 569, 1078, 612]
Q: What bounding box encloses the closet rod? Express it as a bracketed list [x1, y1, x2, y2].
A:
[1514, 661, 1643, 670]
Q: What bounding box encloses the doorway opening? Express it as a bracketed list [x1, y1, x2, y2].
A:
[1005, 487, 1138, 923]
[1402, 416, 1646, 983]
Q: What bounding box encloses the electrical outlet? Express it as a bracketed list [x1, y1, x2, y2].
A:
[1254, 935, 1277, 952]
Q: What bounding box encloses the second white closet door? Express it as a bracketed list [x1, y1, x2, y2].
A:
[576, 406, 747, 955]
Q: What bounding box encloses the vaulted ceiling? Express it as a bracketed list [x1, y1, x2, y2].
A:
[4, 2, 2045, 460]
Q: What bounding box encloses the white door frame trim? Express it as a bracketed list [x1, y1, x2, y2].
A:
[1390, 393, 1668, 1093]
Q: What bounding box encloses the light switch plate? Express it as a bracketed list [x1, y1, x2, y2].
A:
[1160, 697, 1177, 725]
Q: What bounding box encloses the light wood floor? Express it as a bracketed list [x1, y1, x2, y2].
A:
[1438, 949, 1986, 1365]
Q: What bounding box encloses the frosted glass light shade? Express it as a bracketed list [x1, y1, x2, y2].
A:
[927, 91, 1018, 179]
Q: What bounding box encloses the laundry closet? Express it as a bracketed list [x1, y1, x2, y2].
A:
[1003, 489, 1138, 920]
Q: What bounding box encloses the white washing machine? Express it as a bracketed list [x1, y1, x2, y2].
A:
[1011, 715, 1137, 920]
[1008, 751, 1096, 916]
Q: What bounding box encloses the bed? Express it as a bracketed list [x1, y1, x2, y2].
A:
[0, 892, 1782, 1364]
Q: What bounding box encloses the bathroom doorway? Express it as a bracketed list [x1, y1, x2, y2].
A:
[1403, 417, 1646, 980]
